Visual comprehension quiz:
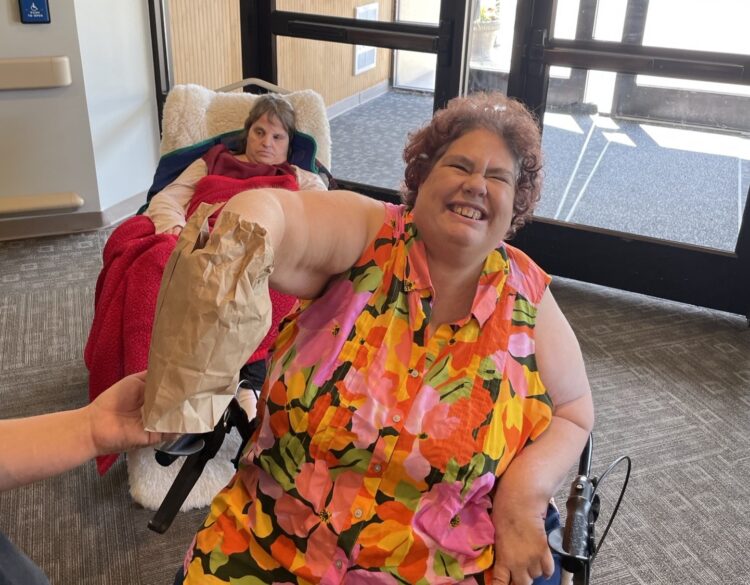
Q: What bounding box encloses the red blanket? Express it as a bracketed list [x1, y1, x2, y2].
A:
[85, 174, 297, 474]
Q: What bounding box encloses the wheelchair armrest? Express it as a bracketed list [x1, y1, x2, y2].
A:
[154, 434, 206, 466]
[148, 398, 256, 534]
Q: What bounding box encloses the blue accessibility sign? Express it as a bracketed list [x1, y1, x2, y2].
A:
[19, 0, 51, 24]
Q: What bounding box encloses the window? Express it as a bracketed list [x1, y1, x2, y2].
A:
[354, 3, 378, 75]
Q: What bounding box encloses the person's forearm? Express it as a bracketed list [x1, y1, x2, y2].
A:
[495, 396, 594, 508]
[144, 159, 206, 232]
[145, 187, 192, 233]
[0, 407, 96, 491]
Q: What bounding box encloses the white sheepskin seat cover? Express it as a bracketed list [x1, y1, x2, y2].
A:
[159, 83, 331, 170]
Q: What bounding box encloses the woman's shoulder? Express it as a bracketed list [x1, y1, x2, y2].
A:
[341, 201, 405, 271]
[502, 242, 551, 305]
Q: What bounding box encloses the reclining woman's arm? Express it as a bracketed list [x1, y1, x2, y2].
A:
[221, 188, 386, 299]
[144, 159, 207, 234]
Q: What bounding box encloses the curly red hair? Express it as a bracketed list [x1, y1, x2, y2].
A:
[402, 92, 543, 237]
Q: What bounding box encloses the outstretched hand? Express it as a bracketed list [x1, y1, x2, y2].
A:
[491, 488, 555, 585]
[86, 371, 164, 456]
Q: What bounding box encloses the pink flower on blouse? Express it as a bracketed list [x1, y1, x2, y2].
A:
[403, 385, 461, 481]
[273, 460, 361, 580]
[348, 344, 398, 448]
[491, 346, 531, 400]
[294, 278, 372, 386]
[499, 331, 537, 399]
[412, 474, 495, 559]
[508, 331, 534, 359]
[404, 385, 459, 440]
[350, 390, 392, 448]
[504, 353, 530, 399]
[274, 460, 360, 537]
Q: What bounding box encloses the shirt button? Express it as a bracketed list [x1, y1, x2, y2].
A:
[354, 508, 363, 519]
[373, 463, 382, 473]
[392, 414, 402, 423]
[335, 560, 343, 569]
[409, 368, 419, 378]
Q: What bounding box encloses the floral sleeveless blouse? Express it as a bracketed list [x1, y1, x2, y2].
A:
[182, 203, 553, 584]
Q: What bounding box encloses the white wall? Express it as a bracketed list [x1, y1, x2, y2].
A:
[0, 0, 159, 234]
[75, 0, 160, 211]
[0, 1, 100, 213]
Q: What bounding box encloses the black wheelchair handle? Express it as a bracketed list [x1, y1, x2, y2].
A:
[548, 435, 596, 579]
[148, 399, 256, 534]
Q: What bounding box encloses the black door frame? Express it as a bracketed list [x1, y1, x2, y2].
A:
[242, 1, 470, 204]
[507, 0, 750, 318]
[147, 0, 749, 318]
[248, 1, 469, 111]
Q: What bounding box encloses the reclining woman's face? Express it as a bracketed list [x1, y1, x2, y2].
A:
[245, 113, 290, 165]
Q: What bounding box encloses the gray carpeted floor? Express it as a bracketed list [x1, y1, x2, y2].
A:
[0, 231, 207, 585]
[1, 225, 749, 585]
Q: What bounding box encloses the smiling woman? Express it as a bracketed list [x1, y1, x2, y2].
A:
[411, 129, 517, 272]
[402, 91, 543, 238]
[174, 92, 593, 585]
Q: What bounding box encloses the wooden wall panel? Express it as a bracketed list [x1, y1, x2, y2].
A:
[167, 0, 242, 90]
[276, 0, 393, 106]
[166, 0, 392, 104]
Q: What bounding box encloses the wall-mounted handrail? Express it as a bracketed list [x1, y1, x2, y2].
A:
[0, 192, 84, 217]
[0, 56, 71, 90]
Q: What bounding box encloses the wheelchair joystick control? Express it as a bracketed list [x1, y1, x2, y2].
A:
[548, 436, 596, 585]
[562, 475, 595, 569]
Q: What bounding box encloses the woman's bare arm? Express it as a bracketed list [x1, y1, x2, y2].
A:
[221, 188, 386, 299]
[492, 288, 594, 584]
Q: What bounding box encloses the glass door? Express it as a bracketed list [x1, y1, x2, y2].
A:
[475, 0, 750, 317]
[149, 0, 750, 316]
[393, 0, 440, 91]
[262, 0, 469, 196]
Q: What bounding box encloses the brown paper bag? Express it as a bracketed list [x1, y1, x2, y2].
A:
[142, 203, 273, 433]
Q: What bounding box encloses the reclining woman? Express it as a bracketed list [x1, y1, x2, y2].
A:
[177, 92, 594, 585]
[144, 93, 326, 236]
[84, 94, 325, 473]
